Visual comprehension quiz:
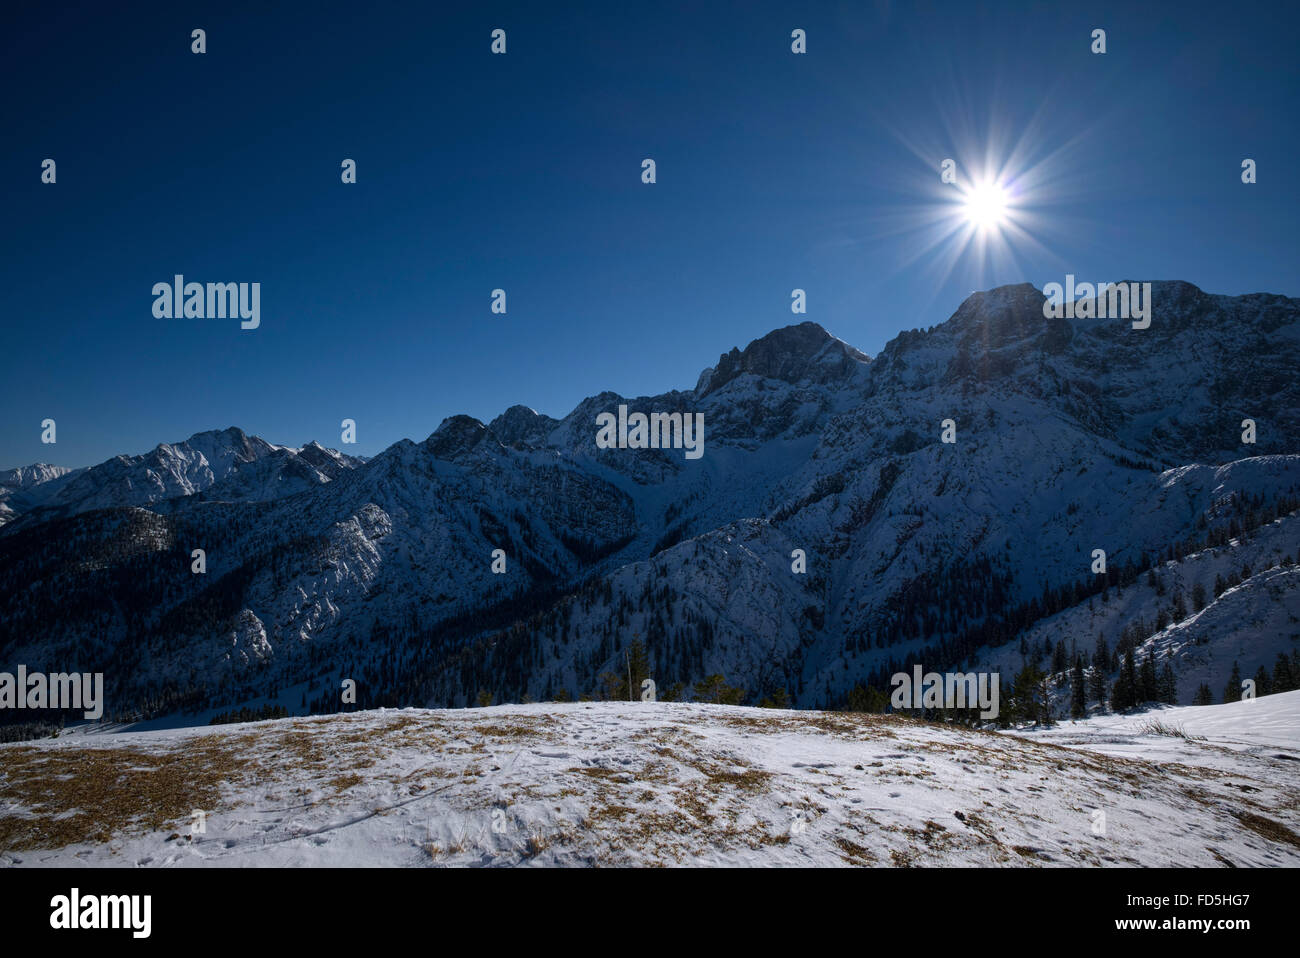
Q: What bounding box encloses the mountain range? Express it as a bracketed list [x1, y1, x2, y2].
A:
[1, 280, 1297, 727]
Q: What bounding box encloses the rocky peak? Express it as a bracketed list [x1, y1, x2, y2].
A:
[696, 322, 870, 397]
[488, 405, 559, 446]
[426, 415, 489, 459]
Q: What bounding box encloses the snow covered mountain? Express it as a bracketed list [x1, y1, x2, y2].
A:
[1, 280, 1296, 726]
[0, 463, 75, 528]
[0, 427, 364, 531]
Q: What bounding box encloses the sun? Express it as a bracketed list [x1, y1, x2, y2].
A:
[869, 139, 1056, 294]
[963, 180, 1009, 231]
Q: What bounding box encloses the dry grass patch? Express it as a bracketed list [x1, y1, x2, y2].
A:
[326, 772, 365, 792]
[0, 737, 255, 852]
[524, 831, 551, 857]
[834, 835, 876, 864]
[473, 723, 546, 740]
[1234, 810, 1300, 849]
[571, 766, 633, 781]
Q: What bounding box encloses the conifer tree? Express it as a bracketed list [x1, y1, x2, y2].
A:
[1272, 653, 1295, 693]
[1038, 672, 1056, 727]
[1087, 663, 1108, 711]
[1070, 660, 1087, 719]
[615, 638, 652, 701]
[659, 681, 684, 703]
[760, 687, 792, 709]
[693, 673, 745, 705]
[1192, 683, 1213, 706]
[1093, 634, 1109, 669]
[1052, 640, 1069, 674]
[1224, 661, 1242, 704]
[1158, 662, 1177, 704]
[1010, 663, 1044, 725]
[1171, 591, 1187, 622]
[1253, 665, 1271, 698]
[1112, 649, 1138, 711]
[1139, 652, 1158, 703]
[597, 670, 621, 701]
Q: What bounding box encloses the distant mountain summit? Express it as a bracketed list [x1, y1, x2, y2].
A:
[488, 405, 559, 447]
[0, 462, 74, 489]
[0, 426, 363, 530]
[696, 321, 870, 396]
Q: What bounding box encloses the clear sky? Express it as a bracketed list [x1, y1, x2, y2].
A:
[3, 0, 1297, 469]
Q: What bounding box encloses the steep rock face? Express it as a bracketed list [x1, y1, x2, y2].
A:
[1, 281, 1297, 721]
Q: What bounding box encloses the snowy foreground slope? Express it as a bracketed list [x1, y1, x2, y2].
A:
[3, 693, 1298, 867]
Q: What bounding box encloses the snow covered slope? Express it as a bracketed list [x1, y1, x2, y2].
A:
[3, 693, 1296, 867]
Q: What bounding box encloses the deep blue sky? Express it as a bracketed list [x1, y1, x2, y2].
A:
[3, 0, 1297, 468]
